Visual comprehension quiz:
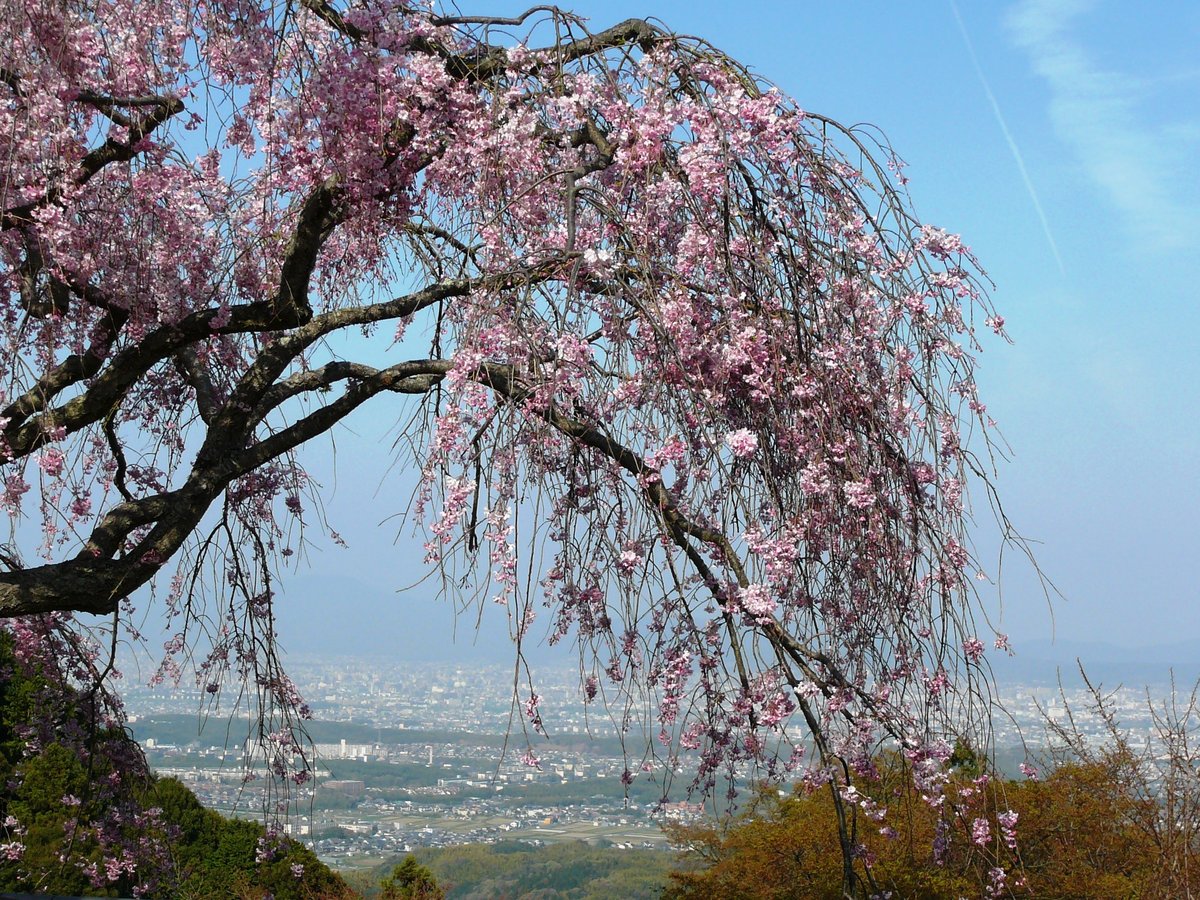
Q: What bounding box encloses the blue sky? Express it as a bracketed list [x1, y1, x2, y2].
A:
[273, 0, 1200, 663]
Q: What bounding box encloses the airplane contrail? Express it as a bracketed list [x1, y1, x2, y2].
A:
[951, 0, 1066, 276]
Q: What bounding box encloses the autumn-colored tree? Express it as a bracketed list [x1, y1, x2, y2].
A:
[666, 742, 1197, 899]
[1003, 755, 1160, 897]
[1, 2, 1026, 893]
[665, 752, 984, 899]
[1034, 671, 1200, 899]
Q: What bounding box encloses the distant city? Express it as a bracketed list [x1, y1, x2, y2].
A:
[118, 650, 1195, 872]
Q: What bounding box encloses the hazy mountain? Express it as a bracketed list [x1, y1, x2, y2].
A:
[992, 636, 1200, 687]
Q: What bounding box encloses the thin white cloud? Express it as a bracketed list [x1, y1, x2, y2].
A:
[1007, 0, 1200, 251]
[951, 0, 1065, 275]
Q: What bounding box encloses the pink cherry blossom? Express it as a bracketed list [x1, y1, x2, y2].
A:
[971, 816, 991, 847]
[962, 637, 985, 663]
[738, 583, 777, 620]
[37, 448, 66, 478]
[723, 428, 759, 458]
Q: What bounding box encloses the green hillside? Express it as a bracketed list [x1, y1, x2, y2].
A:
[367, 841, 678, 899]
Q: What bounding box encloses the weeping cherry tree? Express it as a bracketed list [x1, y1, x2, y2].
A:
[0, 2, 1029, 894]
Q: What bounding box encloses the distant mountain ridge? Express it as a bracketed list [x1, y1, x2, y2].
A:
[992, 637, 1200, 686]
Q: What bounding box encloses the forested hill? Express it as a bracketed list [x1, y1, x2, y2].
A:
[0, 632, 352, 898]
[366, 842, 676, 899]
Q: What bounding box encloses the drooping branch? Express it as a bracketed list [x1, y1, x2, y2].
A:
[472, 360, 901, 715]
[479, 363, 750, 584]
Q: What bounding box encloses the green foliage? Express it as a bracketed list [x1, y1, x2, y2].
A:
[380, 855, 445, 899]
[947, 739, 985, 778]
[0, 631, 351, 898]
[133, 776, 354, 899]
[2, 743, 101, 896]
[376, 840, 673, 899]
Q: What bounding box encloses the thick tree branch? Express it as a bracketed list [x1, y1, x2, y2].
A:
[232, 360, 451, 476]
[297, 0, 364, 40]
[1, 302, 284, 458]
[430, 7, 570, 27]
[272, 176, 342, 324]
[552, 18, 663, 61]
[0, 309, 128, 428]
[0, 66, 22, 97]
[0, 360, 449, 617]
[204, 262, 564, 454]
[172, 348, 222, 425]
[0, 558, 133, 617]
